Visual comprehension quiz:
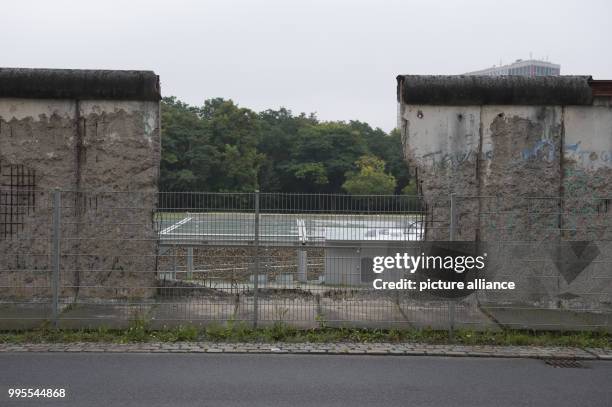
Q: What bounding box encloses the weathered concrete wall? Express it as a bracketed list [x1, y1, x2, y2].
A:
[0, 99, 160, 189]
[401, 105, 481, 240]
[397, 75, 612, 309]
[480, 106, 564, 241]
[0, 68, 161, 301]
[563, 102, 612, 241]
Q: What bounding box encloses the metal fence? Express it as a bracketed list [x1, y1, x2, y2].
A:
[0, 189, 610, 332]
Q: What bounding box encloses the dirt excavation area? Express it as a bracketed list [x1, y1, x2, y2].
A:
[157, 246, 325, 282]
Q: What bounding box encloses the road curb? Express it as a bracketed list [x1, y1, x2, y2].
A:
[1, 342, 610, 360]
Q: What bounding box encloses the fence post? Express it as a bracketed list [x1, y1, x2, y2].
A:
[51, 189, 61, 329]
[449, 193, 457, 241]
[297, 250, 307, 283]
[448, 193, 457, 341]
[253, 190, 260, 328]
[172, 244, 177, 280]
[186, 247, 194, 280]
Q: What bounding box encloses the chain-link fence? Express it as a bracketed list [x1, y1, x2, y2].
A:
[1, 189, 610, 332]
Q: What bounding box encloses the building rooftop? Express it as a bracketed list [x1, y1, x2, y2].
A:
[465, 58, 561, 76]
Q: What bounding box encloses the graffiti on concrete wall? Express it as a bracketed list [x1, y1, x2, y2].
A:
[565, 141, 612, 169]
[420, 136, 561, 172]
[521, 139, 557, 162]
[421, 149, 494, 171]
[421, 149, 476, 169]
[422, 140, 611, 171]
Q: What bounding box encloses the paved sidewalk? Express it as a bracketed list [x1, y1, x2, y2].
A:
[0, 342, 610, 359]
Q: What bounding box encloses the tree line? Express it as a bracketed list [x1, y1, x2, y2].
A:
[160, 97, 415, 195]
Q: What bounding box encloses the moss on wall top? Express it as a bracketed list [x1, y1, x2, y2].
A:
[396, 75, 594, 106]
[0, 68, 160, 101]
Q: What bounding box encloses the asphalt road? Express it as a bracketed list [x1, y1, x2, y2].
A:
[1, 353, 610, 407]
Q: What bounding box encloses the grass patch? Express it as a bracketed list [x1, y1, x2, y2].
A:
[0, 322, 609, 348]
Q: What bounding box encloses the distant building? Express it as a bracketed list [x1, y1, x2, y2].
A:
[465, 59, 560, 76]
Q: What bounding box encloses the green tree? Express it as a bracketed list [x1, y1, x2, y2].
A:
[256, 108, 318, 192]
[291, 162, 329, 187]
[202, 99, 263, 191]
[160, 97, 216, 191]
[401, 182, 419, 195]
[218, 144, 262, 192]
[160, 97, 262, 192]
[342, 155, 397, 195]
[286, 122, 368, 193]
[160, 96, 413, 195]
[354, 122, 411, 193]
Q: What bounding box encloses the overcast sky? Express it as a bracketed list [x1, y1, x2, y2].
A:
[2, 0, 611, 131]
